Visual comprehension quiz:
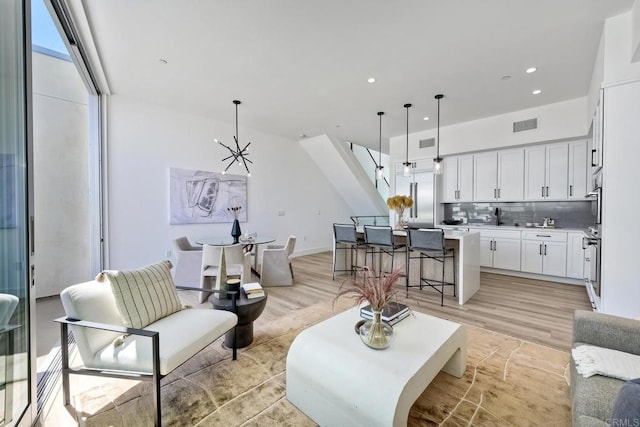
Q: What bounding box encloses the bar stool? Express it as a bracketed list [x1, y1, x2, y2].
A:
[406, 228, 456, 306]
[332, 223, 364, 279]
[363, 225, 406, 278]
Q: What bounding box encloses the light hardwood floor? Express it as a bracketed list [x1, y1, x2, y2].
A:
[250, 251, 591, 352]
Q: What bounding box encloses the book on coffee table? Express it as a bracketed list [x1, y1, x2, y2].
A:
[360, 309, 411, 326]
[360, 302, 409, 322]
[241, 282, 265, 299]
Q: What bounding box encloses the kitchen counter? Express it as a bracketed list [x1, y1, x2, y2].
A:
[336, 228, 481, 305]
[439, 224, 587, 233]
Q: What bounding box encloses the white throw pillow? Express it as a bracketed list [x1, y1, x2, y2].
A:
[97, 260, 182, 329]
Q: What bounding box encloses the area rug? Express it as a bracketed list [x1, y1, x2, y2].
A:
[70, 301, 571, 426]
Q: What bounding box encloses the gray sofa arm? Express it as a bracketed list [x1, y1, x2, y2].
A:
[573, 310, 640, 355]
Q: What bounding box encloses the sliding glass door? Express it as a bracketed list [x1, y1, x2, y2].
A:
[1, 0, 35, 425]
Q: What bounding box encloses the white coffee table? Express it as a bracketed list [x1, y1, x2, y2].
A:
[286, 308, 466, 427]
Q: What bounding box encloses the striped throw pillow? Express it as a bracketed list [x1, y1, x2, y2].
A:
[98, 260, 183, 329]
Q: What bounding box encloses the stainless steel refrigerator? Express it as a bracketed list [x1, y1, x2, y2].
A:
[394, 169, 434, 227]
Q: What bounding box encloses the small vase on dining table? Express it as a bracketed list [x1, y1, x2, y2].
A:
[231, 219, 242, 244]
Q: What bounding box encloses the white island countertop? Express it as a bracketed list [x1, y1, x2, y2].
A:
[348, 228, 481, 304]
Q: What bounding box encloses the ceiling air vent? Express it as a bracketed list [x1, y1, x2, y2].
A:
[419, 138, 435, 149]
[513, 118, 538, 133]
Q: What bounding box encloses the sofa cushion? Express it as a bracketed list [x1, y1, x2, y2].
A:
[60, 280, 125, 365]
[99, 260, 182, 329]
[93, 307, 238, 375]
[611, 378, 640, 425]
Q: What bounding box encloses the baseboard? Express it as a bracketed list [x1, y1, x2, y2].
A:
[291, 246, 332, 258]
[481, 267, 583, 285]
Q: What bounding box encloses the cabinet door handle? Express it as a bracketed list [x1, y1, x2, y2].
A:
[546, 186, 549, 197]
[569, 185, 573, 197]
[536, 234, 551, 238]
[541, 186, 545, 197]
[539, 244, 542, 255]
[497, 188, 501, 199]
[591, 149, 597, 167]
[544, 244, 547, 256]
[493, 240, 497, 251]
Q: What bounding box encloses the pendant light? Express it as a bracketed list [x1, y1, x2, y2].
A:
[433, 94, 444, 175]
[376, 111, 385, 179]
[218, 99, 253, 177]
[403, 103, 412, 177]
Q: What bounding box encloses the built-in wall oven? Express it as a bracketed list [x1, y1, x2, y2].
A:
[583, 172, 602, 310]
[583, 227, 601, 310]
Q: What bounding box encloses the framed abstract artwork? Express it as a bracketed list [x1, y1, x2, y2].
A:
[169, 167, 247, 225]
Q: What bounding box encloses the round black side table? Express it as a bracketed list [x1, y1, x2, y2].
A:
[209, 291, 267, 348]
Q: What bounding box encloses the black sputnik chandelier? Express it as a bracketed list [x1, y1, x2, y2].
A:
[216, 99, 252, 177]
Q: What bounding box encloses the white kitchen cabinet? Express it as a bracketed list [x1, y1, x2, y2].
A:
[442, 155, 473, 202]
[591, 89, 604, 172]
[473, 149, 523, 201]
[524, 143, 569, 200]
[568, 140, 588, 199]
[473, 152, 498, 200]
[566, 232, 585, 279]
[475, 229, 521, 270]
[521, 231, 567, 277]
[497, 149, 525, 200]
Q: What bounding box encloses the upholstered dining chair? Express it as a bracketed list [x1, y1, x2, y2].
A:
[172, 236, 202, 287]
[200, 244, 251, 302]
[260, 235, 296, 286]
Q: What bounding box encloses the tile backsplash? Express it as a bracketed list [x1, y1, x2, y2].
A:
[443, 201, 595, 229]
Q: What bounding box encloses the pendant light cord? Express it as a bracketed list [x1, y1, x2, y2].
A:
[404, 103, 412, 166]
[378, 111, 384, 167]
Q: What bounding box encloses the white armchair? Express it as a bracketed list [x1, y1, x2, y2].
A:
[200, 244, 251, 302]
[0, 293, 19, 328]
[56, 261, 238, 427]
[260, 235, 296, 287]
[172, 236, 202, 287]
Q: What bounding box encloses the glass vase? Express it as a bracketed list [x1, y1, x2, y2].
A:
[231, 219, 242, 243]
[395, 208, 405, 230]
[359, 309, 393, 350]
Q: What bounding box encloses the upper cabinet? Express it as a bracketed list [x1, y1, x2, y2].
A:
[567, 140, 588, 199]
[524, 142, 568, 200]
[439, 139, 590, 204]
[591, 89, 604, 173]
[473, 148, 524, 201]
[442, 155, 473, 202]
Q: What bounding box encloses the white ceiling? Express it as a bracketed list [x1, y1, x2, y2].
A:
[80, 0, 633, 151]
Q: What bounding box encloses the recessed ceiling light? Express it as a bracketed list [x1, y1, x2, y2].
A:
[423, 117, 429, 121]
[501, 75, 511, 80]
[367, 77, 376, 84]
[526, 67, 537, 74]
[336, 124, 341, 128]
[159, 59, 168, 64]
[532, 89, 542, 95]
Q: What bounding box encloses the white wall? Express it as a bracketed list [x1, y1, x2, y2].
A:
[389, 97, 588, 162]
[105, 95, 354, 269]
[631, 0, 640, 62]
[603, 12, 640, 83]
[32, 51, 91, 297]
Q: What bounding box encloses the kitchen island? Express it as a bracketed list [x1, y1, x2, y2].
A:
[333, 228, 480, 305]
